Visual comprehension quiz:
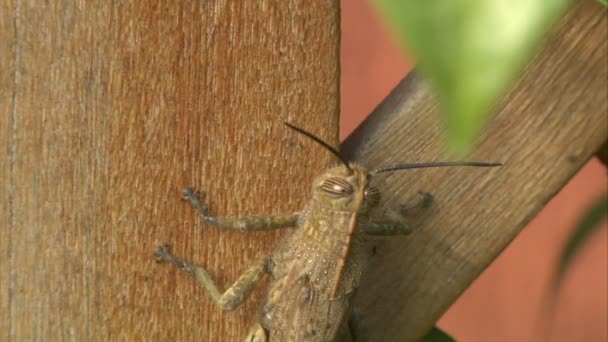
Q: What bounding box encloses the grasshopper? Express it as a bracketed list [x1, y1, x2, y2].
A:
[154, 123, 500, 341]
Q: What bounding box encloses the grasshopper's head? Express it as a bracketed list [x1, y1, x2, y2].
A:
[285, 123, 379, 213]
[311, 164, 380, 213]
[285, 122, 501, 213]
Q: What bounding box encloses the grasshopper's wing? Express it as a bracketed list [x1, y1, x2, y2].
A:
[261, 256, 352, 342]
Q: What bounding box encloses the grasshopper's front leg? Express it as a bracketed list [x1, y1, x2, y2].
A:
[154, 187, 298, 311]
[155, 245, 270, 311]
[182, 187, 299, 231]
[363, 192, 433, 236]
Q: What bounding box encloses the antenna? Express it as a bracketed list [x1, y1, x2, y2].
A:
[284, 122, 353, 173]
[373, 161, 502, 174]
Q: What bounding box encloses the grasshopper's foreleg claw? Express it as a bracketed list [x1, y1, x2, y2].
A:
[182, 187, 217, 224]
[154, 244, 202, 277]
[154, 244, 193, 272]
[182, 187, 210, 213]
[154, 244, 176, 264]
[182, 186, 200, 202]
[399, 191, 433, 214]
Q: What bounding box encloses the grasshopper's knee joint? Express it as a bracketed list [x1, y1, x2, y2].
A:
[418, 191, 434, 207]
[245, 323, 268, 342]
[218, 300, 238, 311]
[397, 224, 412, 235]
[217, 293, 244, 311]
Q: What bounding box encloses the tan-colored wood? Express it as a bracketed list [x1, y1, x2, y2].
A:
[0, 1, 16, 338]
[0, 1, 339, 340]
[337, 1, 607, 340]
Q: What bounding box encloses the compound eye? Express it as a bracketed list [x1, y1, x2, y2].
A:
[321, 177, 354, 197]
[364, 186, 381, 206]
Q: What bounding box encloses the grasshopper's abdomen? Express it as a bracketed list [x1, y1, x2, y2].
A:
[259, 205, 370, 341]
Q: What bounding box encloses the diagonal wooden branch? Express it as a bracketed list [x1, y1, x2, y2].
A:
[338, 1, 607, 340]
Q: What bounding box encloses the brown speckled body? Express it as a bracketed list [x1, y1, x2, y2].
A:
[261, 202, 371, 341]
[154, 125, 495, 341]
[156, 163, 424, 342]
[243, 164, 382, 341]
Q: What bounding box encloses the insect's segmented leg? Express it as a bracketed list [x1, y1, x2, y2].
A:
[182, 187, 299, 231]
[347, 307, 363, 342]
[363, 192, 434, 236]
[155, 245, 269, 311]
[362, 221, 413, 235]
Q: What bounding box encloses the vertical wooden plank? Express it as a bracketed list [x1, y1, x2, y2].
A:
[1, 1, 339, 340]
[0, 0, 16, 339]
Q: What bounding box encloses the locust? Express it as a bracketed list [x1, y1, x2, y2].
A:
[154, 123, 500, 341]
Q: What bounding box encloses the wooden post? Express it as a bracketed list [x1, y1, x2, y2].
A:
[338, 1, 607, 340]
[0, 1, 339, 340]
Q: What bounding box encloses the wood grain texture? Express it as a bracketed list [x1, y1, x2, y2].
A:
[337, 1, 607, 341]
[0, 1, 339, 340]
[0, 0, 16, 338]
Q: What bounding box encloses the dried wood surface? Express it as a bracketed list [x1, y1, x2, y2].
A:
[0, 1, 339, 340]
[337, 1, 607, 340]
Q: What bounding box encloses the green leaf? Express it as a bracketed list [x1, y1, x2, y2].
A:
[421, 326, 456, 342]
[555, 193, 608, 285]
[374, 0, 570, 153]
[599, 0, 607, 7]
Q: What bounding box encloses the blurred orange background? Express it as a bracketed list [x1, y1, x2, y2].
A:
[340, 1, 608, 341]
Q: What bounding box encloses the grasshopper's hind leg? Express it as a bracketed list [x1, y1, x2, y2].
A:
[155, 245, 269, 311]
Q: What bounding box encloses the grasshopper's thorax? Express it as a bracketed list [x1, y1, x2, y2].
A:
[301, 164, 380, 245]
[296, 164, 380, 298]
